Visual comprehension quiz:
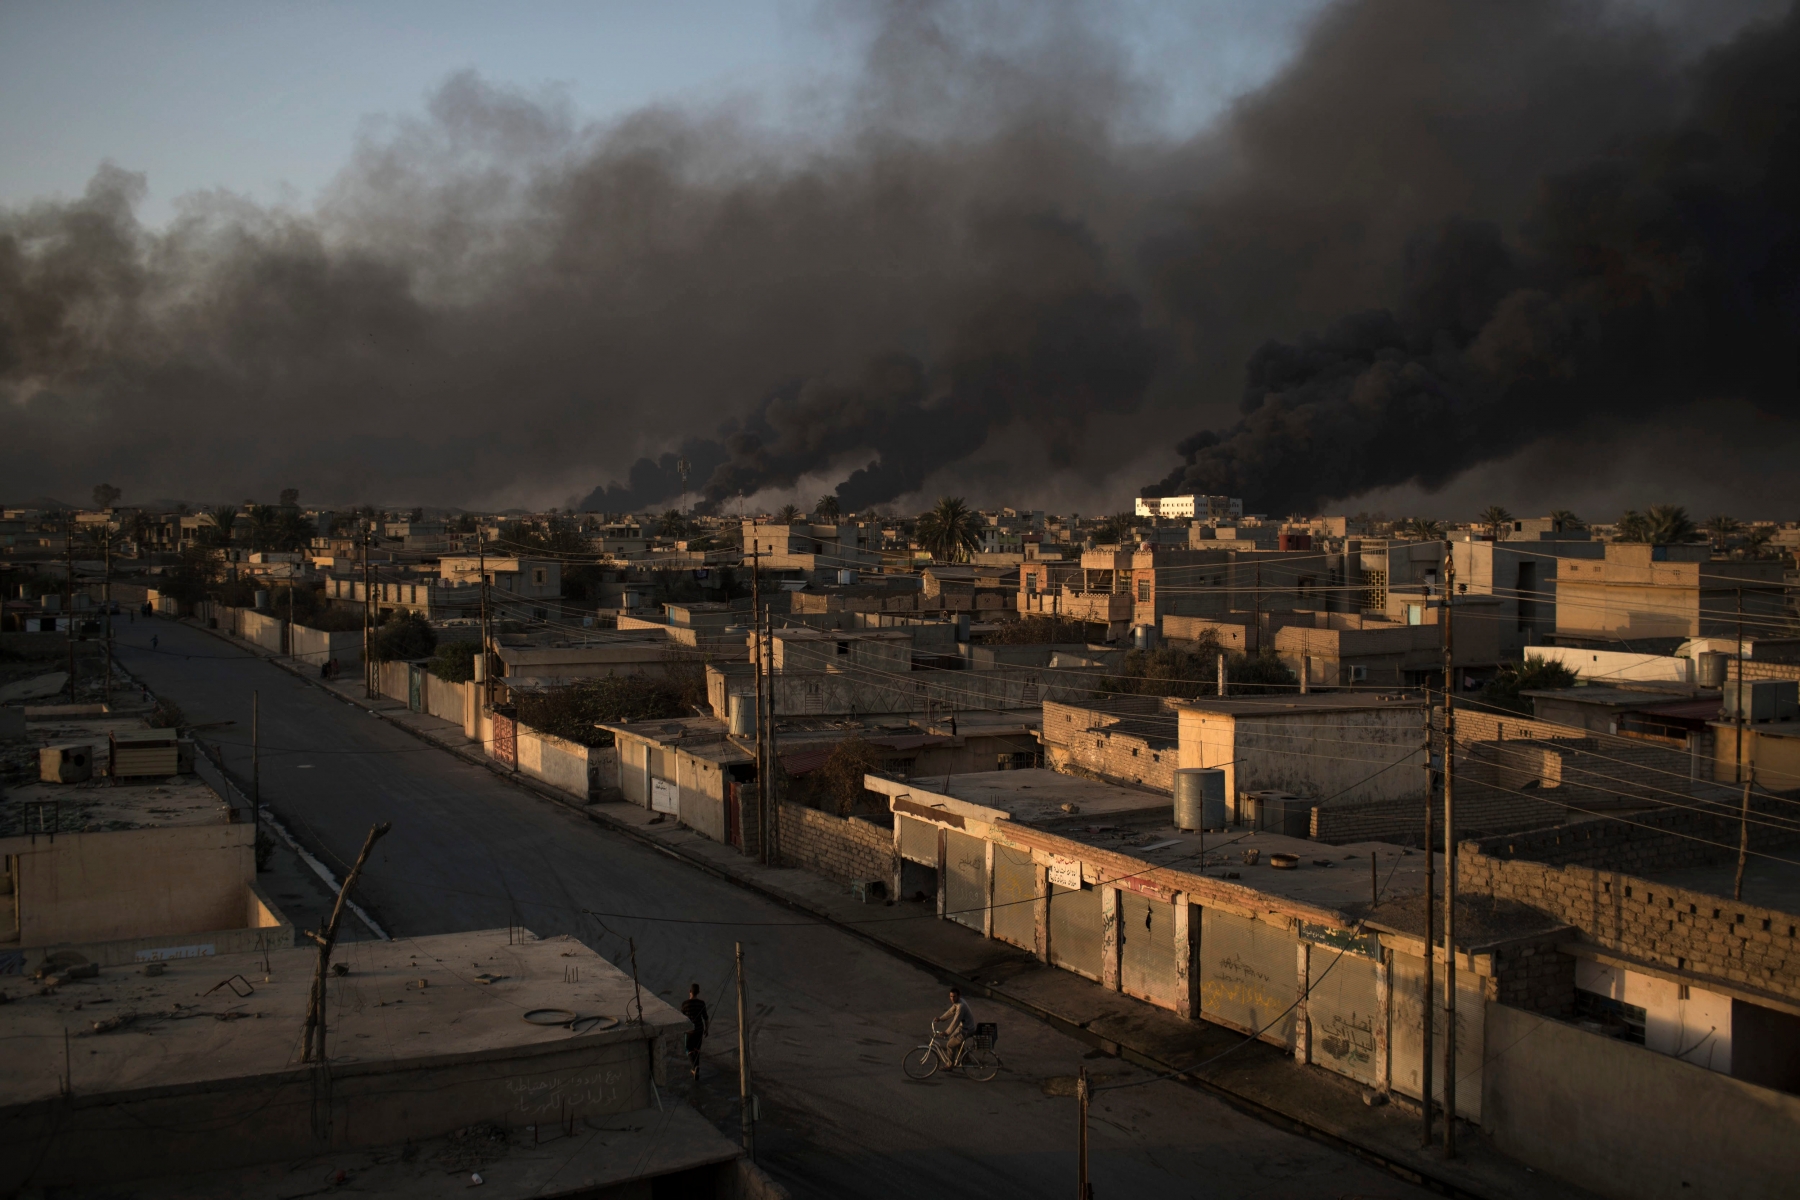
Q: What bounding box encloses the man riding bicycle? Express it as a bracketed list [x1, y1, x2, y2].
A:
[935, 987, 976, 1065]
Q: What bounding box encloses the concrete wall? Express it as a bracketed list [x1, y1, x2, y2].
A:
[1531, 646, 1694, 684]
[706, 660, 1092, 721]
[424, 673, 467, 724]
[1483, 1002, 1800, 1200]
[21, 880, 294, 969]
[291, 623, 363, 670]
[4, 823, 255, 946]
[1462, 844, 1800, 1004]
[235, 608, 286, 654]
[1042, 698, 1177, 793]
[1177, 704, 1426, 808]
[514, 725, 597, 802]
[777, 803, 894, 884]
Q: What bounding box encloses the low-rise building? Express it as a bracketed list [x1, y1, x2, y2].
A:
[1555, 543, 1788, 647]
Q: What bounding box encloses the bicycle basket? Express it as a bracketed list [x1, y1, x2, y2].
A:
[973, 1022, 998, 1051]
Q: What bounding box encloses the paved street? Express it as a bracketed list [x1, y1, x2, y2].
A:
[113, 616, 1425, 1200]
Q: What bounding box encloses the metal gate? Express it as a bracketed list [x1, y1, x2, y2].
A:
[492, 712, 517, 769]
[407, 664, 423, 713]
[944, 830, 987, 931]
[1119, 890, 1178, 1009]
[1048, 883, 1102, 980]
[1198, 908, 1298, 1047]
[1307, 947, 1383, 1086]
[898, 816, 938, 865]
[1389, 950, 1485, 1121]
[726, 783, 743, 849]
[990, 845, 1037, 950]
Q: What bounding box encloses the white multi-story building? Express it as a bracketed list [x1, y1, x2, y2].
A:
[1134, 494, 1242, 521]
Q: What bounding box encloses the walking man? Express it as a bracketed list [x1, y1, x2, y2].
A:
[680, 984, 710, 1080]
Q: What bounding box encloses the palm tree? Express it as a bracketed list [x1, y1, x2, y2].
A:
[1738, 527, 1774, 559]
[815, 494, 841, 522]
[1702, 514, 1742, 550]
[1614, 510, 1650, 542]
[1547, 508, 1581, 534]
[1404, 517, 1444, 540]
[775, 503, 803, 525]
[1477, 505, 1514, 540]
[1646, 504, 1696, 546]
[203, 505, 239, 547]
[657, 509, 687, 539]
[915, 496, 983, 562]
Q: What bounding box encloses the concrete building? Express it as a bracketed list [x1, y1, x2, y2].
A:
[1134, 494, 1242, 521]
[1555, 543, 1789, 647]
[1451, 533, 1606, 659]
[0, 929, 761, 1196]
[2, 711, 289, 973]
[439, 555, 562, 601]
[741, 519, 883, 580]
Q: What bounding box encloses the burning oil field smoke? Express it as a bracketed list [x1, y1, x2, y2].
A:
[1, 1, 1796, 513]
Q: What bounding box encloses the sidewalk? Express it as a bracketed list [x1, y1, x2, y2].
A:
[188, 621, 1585, 1200]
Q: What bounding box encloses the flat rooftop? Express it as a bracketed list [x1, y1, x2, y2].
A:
[0, 928, 683, 1108]
[2, 714, 228, 837]
[1175, 694, 1421, 716]
[873, 769, 1436, 916]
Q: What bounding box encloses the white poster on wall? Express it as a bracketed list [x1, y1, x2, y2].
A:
[651, 778, 679, 815]
[1047, 856, 1083, 891]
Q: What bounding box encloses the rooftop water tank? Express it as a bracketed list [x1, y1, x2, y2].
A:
[1173, 767, 1226, 832]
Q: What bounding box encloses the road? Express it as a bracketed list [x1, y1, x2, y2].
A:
[114, 616, 1425, 1199]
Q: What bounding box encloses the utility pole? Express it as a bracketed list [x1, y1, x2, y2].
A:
[750, 544, 766, 863]
[1421, 694, 1435, 1147]
[478, 530, 492, 712]
[1736, 766, 1756, 901]
[362, 527, 375, 701]
[65, 514, 76, 702]
[1076, 1065, 1092, 1200]
[1441, 540, 1457, 1157]
[251, 691, 260, 840]
[287, 579, 295, 659]
[1217, 651, 1226, 697]
[103, 521, 113, 704]
[302, 821, 391, 1063]
[1735, 587, 1745, 784]
[735, 942, 755, 1159]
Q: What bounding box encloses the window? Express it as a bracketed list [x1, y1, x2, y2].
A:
[532, 568, 547, 586]
[1137, 579, 1151, 602]
[836, 640, 850, 656]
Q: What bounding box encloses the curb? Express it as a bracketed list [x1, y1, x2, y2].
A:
[172, 617, 1513, 1200]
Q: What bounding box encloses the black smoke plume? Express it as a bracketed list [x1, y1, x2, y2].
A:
[1150, 3, 1800, 514]
[2, 2, 1792, 514]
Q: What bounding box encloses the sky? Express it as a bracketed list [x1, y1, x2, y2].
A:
[2, 0, 1793, 520]
[0, 0, 1323, 230]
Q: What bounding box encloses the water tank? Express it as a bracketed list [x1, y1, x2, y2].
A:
[728, 692, 757, 738]
[40, 744, 93, 784]
[254, 590, 270, 611]
[955, 613, 971, 643]
[1696, 651, 1728, 688]
[837, 569, 858, 586]
[1173, 768, 1226, 832]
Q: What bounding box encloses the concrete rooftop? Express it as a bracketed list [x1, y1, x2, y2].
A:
[0, 928, 685, 1108]
[3, 714, 227, 837]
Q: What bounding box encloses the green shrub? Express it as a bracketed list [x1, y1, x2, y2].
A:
[370, 611, 437, 662]
[427, 640, 478, 683]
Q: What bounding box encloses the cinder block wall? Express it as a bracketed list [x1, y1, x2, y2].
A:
[1486, 932, 1577, 1016]
[1461, 846, 1800, 1003]
[777, 803, 895, 885]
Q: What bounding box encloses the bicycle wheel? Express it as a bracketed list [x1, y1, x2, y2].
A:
[962, 1047, 1000, 1082]
[902, 1045, 941, 1079]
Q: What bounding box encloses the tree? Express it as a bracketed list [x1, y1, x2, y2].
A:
[1614, 510, 1650, 542]
[1403, 517, 1444, 540]
[1641, 504, 1698, 545]
[203, 505, 240, 546]
[279, 487, 300, 508]
[370, 611, 437, 662]
[1478, 505, 1513, 540]
[1227, 647, 1298, 695]
[776, 503, 803, 525]
[915, 496, 983, 562]
[1100, 637, 1226, 699]
[1093, 511, 1138, 545]
[815, 494, 842, 522]
[1738, 527, 1775, 559]
[1702, 514, 1742, 549]
[245, 504, 315, 552]
[1480, 655, 1578, 714]
[92, 483, 121, 510]
[657, 509, 688, 539]
[1547, 508, 1582, 534]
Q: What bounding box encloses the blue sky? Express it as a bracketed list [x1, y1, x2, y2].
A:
[0, 0, 1326, 228]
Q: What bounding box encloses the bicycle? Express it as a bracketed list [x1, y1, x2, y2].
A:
[903, 1021, 1000, 1082]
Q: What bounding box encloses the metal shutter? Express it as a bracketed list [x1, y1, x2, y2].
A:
[898, 816, 938, 865]
[1389, 950, 1485, 1121]
[1118, 890, 1178, 1009]
[1306, 948, 1383, 1086]
[1049, 883, 1102, 980]
[1198, 908, 1298, 1048]
[990, 845, 1037, 950]
[944, 829, 987, 932]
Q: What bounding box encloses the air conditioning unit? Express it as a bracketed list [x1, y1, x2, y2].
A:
[1347, 664, 1369, 683]
[40, 744, 94, 784]
[1238, 789, 1311, 837]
